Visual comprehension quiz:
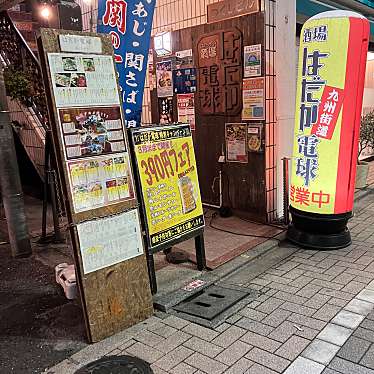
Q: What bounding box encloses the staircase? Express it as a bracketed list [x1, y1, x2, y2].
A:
[0, 10, 47, 180]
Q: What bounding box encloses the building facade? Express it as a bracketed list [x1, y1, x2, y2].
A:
[75, 0, 374, 221]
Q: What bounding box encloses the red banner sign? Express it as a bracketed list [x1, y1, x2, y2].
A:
[311, 85, 344, 140]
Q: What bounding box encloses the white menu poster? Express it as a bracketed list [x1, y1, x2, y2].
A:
[77, 209, 144, 274]
[47, 53, 120, 107]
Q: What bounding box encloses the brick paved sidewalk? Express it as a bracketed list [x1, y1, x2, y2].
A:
[47, 189, 374, 374]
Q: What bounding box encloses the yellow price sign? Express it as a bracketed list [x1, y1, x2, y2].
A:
[132, 124, 204, 248]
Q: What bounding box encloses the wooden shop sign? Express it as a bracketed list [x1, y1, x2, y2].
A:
[196, 29, 243, 116]
[207, 0, 260, 24]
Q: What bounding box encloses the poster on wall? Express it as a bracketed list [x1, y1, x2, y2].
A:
[58, 106, 126, 160]
[156, 60, 173, 97]
[242, 77, 265, 120]
[77, 209, 143, 274]
[131, 124, 205, 248]
[244, 44, 262, 77]
[148, 49, 155, 90]
[225, 123, 248, 163]
[247, 124, 263, 153]
[67, 153, 134, 213]
[177, 94, 195, 130]
[48, 53, 119, 108]
[175, 49, 193, 67]
[158, 97, 174, 124]
[97, 0, 156, 127]
[173, 68, 197, 94]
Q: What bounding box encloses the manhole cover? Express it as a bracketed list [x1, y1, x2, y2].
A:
[174, 285, 249, 320]
[74, 355, 154, 374]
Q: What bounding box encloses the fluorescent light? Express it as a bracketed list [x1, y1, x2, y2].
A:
[154, 31, 172, 57]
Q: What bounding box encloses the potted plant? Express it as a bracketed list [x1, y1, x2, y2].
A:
[356, 111, 374, 189]
[3, 66, 34, 107]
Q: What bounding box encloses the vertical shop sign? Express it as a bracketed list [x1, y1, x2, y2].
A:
[242, 77, 265, 120]
[177, 94, 195, 130]
[156, 60, 174, 97]
[244, 44, 262, 78]
[97, 0, 156, 127]
[147, 49, 155, 90]
[131, 124, 205, 248]
[197, 29, 242, 115]
[290, 13, 369, 215]
[225, 123, 248, 163]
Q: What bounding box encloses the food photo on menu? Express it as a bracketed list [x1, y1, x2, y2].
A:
[70, 73, 87, 87]
[62, 57, 78, 71]
[75, 111, 112, 156]
[55, 72, 87, 88]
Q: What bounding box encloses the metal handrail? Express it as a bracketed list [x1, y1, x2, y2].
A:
[0, 10, 48, 131]
[3, 11, 41, 69]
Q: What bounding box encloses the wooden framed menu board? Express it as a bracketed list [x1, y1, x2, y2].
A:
[38, 29, 153, 343]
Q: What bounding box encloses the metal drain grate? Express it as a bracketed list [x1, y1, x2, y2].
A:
[174, 285, 249, 320]
[74, 355, 154, 373]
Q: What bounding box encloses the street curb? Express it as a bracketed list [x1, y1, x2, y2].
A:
[354, 186, 374, 203]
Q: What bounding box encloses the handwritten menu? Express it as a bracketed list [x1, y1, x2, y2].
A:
[77, 209, 144, 274]
[59, 34, 103, 54]
[48, 53, 120, 107]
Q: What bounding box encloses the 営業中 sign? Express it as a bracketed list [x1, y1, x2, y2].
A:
[290, 12, 370, 215]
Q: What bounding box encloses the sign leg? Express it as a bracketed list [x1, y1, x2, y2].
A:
[146, 250, 157, 295]
[195, 234, 206, 271]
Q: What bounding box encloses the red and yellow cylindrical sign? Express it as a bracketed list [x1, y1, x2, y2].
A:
[290, 11, 369, 215]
